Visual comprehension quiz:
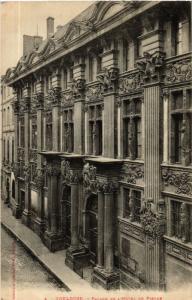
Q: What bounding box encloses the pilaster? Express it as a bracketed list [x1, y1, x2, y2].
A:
[73, 57, 85, 154]
[11, 91, 20, 218]
[42, 155, 65, 252]
[138, 51, 166, 289]
[97, 39, 119, 158]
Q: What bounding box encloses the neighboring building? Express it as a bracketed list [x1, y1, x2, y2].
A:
[1, 76, 15, 207]
[4, 1, 192, 291]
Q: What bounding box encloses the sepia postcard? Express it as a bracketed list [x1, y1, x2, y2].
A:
[1, 1, 192, 300]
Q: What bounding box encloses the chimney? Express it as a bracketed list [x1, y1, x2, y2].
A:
[47, 17, 54, 38]
[34, 36, 43, 50]
[56, 25, 63, 31]
[23, 35, 43, 56]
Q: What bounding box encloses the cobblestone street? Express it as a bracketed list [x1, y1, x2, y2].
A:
[1, 227, 67, 300]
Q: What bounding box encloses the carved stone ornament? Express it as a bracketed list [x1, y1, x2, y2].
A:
[23, 164, 31, 182]
[17, 148, 25, 161]
[83, 162, 97, 193]
[164, 60, 192, 84]
[61, 160, 80, 184]
[71, 78, 85, 98]
[119, 72, 143, 95]
[61, 90, 74, 107]
[122, 164, 144, 184]
[162, 168, 192, 195]
[34, 168, 44, 190]
[32, 92, 44, 110]
[13, 162, 20, 178]
[47, 161, 61, 177]
[86, 83, 104, 102]
[97, 67, 119, 91]
[140, 198, 165, 240]
[48, 87, 61, 106]
[137, 51, 165, 82]
[29, 149, 37, 161]
[11, 100, 19, 114]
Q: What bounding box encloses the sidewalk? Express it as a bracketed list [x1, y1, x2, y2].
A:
[1, 201, 98, 293]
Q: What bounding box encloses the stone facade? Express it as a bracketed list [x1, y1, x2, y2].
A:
[3, 1, 192, 290]
[1, 77, 15, 209]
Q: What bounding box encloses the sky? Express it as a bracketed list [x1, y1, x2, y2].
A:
[0, 1, 93, 76]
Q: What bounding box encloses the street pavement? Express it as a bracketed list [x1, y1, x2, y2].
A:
[1, 201, 100, 299]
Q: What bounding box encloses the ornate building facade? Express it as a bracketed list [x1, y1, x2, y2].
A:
[1, 77, 15, 208]
[4, 1, 192, 290]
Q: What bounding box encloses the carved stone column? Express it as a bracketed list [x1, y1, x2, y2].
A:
[138, 51, 166, 289]
[92, 181, 119, 290]
[34, 78, 45, 236]
[22, 86, 31, 225]
[104, 191, 114, 273]
[97, 190, 104, 268]
[11, 93, 20, 218]
[42, 156, 65, 252]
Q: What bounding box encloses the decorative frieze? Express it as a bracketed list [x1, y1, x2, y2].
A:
[119, 219, 145, 242]
[165, 238, 192, 265]
[86, 83, 104, 102]
[162, 167, 192, 195]
[121, 163, 144, 184]
[119, 72, 143, 95]
[164, 59, 192, 85]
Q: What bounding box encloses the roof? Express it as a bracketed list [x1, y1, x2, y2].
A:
[4, 1, 149, 84]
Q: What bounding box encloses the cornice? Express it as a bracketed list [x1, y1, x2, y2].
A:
[6, 1, 159, 86]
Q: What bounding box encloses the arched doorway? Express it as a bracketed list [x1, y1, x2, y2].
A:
[62, 185, 71, 247]
[86, 194, 98, 265]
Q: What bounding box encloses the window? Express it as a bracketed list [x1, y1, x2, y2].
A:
[20, 117, 25, 148]
[3, 139, 5, 161]
[123, 38, 141, 72]
[46, 112, 52, 151]
[170, 90, 192, 165]
[123, 98, 142, 159]
[123, 188, 142, 223]
[88, 105, 103, 155]
[63, 69, 68, 89]
[173, 17, 191, 55]
[7, 140, 9, 162]
[175, 21, 182, 55]
[31, 115, 37, 149]
[63, 109, 74, 153]
[89, 55, 98, 82]
[12, 139, 14, 163]
[171, 200, 192, 243]
[12, 180, 15, 198]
